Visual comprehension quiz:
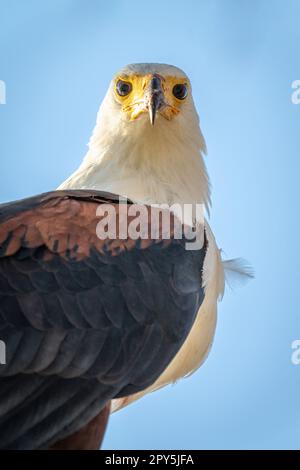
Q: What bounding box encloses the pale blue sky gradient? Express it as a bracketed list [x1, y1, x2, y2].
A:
[0, 0, 299, 449]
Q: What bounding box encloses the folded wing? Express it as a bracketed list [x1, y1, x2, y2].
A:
[0, 190, 207, 449]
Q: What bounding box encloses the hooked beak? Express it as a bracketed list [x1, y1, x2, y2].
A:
[147, 75, 165, 126]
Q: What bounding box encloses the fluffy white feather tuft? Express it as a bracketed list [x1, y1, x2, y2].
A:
[222, 257, 254, 290]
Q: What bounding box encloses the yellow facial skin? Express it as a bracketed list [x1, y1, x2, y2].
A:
[113, 74, 189, 122]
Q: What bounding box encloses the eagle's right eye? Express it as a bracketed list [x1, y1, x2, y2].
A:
[116, 80, 132, 97]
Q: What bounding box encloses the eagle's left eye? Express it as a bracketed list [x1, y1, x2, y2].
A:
[116, 80, 132, 97]
[172, 83, 188, 100]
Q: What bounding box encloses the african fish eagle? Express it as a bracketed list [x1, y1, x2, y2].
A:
[0, 63, 250, 450]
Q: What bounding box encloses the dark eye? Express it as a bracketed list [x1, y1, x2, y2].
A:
[116, 80, 132, 96]
[172, 83, 188, 100]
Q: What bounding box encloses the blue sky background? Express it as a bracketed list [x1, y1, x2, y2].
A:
[0, 0, 299, 449]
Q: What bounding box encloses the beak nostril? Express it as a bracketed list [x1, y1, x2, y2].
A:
[151, 76, 161, 91]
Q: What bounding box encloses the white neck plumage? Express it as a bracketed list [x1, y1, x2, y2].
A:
[58, 92, 210, 221]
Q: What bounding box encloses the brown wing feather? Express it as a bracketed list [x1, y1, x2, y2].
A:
[0, 190, 174, 259]
[0, 190, 207, 449]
